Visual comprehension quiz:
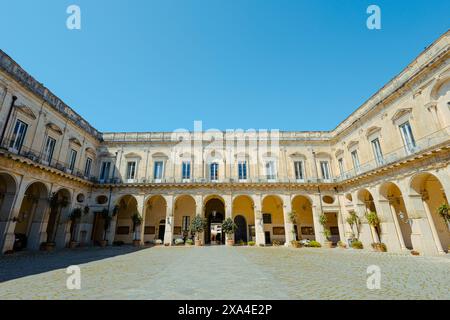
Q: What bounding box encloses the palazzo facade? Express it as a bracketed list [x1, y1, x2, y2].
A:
[0, 31, 449, 255]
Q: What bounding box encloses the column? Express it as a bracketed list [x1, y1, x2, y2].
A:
[136, 195, 145, 245]
[223, 194, 233, 244]
[163, 195, 174, 245]
[55, 198, 74, 249]
[27, 196, 51, 250]
[402, 192, 440, 255]
[282, 194, 295, 245]
[311, 197, 325, 244]
[194, 194, 204, 244]
[252, 194, 265, 246]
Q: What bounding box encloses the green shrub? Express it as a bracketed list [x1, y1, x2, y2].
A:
[174, 238, 184, 245]
[308, 240, 321, 248]
[337, 241, 347, 248]
[222, 218, 237, 235]
[247, 241, 256, 246]
[351, 239, 363, 249]
[185, 239, 194, 245]
[366, 211, 380, 226]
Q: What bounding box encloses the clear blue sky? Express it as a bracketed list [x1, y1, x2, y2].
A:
[1, 1, 449, 133]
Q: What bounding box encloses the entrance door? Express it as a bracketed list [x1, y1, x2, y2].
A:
[158, 222, 166, 240]
[92, 212, 105, 245]
[234, 215, 247, 243]
[264, 231, 271, 244]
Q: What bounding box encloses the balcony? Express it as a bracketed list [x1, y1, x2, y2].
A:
[0, 139, 95, 182]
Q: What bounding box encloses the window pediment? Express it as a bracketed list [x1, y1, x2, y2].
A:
[46, 122, 63, 135]
[365, 126, 381, 138]
[289, 152, 306, 159]
[15, 104, 37, 120]
[334, 149, 344, 158]
[151, 152, 168, 159]
[124, 152, 142, 159]
[347, 140, 359, 150]
[69, 137, 82, 147]
[391, 108, 412, 123]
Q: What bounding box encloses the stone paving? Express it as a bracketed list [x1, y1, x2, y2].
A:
[0, 246, 449, 300]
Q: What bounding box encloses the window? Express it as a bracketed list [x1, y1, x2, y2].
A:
[238, 161, 247, 180]
[371, 138, 384, 165]
[262, 213, 272, 224]
[210, 162, 219, 181]
[43, 137, 56, 163]
[126, 161, 136, 180]
[338, 158, 345, 176]
[351, 150, 360, 172]
[294, 161, 304, 180]
[84, 157, 92, 177]
[99, 161, 111, 180]
[399, 121, 416, 154]
[265, 161, 276, 180]
[154, 161, 164, 180]
[182, 216, 190, 231]
[320, 161, 330, 180]
[68, 149, 77, 172]
[9, 120, 28, 152]
[182, 161, 191, 180]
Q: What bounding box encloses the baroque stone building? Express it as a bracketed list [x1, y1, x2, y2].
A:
[0, 31, 449, 256]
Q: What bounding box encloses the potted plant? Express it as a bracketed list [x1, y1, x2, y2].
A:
[346, 212, 359, 238]
[68, 207, 82, 248]
[290, 240, 301, 248]
[99, 209, 111, 247]
[350, 239, 363, 249]
[131, 212, 143, 246]
[337, 241, 347, 249]
[222, 217, 237, 246]
[308, 240, 322, 248]
[174, 238, 184, 246]
[189, 215, 206, 246]
[319, 213, 333, 248]
[185, 239, 194, 246]
[371, 242, 387, 252]
[322, 228, 333, 248]
[366, 211, 381, 243]
[437, 203, 450, 224]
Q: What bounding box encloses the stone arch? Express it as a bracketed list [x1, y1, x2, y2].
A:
[261, 195, 284, 244]
[46, 188, 71, 246]
[409, 172, 449, 252]
[204, 196, 225, 245]
[173, 195, 196, 241]
[0, 173, 18, 222]
[291, 195, 315, 241]
[144, 195, 167, 242]
[232, 195, 255, 243]
[379, 181, 413, 249]
[113, 195, 139, 244]
[12, 181, 48, 250]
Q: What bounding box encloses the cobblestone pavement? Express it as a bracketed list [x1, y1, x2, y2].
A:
[0, 246, 449, 300]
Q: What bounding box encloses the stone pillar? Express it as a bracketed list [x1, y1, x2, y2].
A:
[223, 194, 233, 244]
[421, 197, 445, 255]
[55, 202, 74, 249]
[136, 195, 145, 244]
[163, 195, 174, 245]
[0, 190, 17, 252]
[310, 194, 324, 244]
[194, 194, 204, 243]
[282, 195, 295, 246]
[369, 186, 402, 252]
[252, 194, 265, 246]
[354, 202, 373, 249]
[376, 197, 405, 252]
[27, 197, 51, 250]
[402, 192, 439, 256]
[1, 177, 30, 253]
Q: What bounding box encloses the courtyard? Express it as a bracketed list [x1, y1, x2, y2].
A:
[0, 246, 449, 300]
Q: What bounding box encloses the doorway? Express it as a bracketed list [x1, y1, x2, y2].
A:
[234, 215, 247, 243]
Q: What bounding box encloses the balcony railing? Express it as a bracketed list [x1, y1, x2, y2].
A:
[334, 126, 450, 182]
[0, 139, 96, 182]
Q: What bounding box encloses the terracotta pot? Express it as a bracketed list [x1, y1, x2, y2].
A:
[69, 241, 78, 249]
[45, 242, 55, 251]
[133, 240, 141, 247]
[226, 239, 235, 246]
[99, 240, 108, 247]
[323, 241, 333, 248]
[195, 239, 202, 246]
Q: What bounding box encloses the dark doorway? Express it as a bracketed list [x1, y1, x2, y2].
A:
[204, 198, 225, 245]
[158, 220, 166, 240]
[264, 231, 271, 245]
[234, 215, 247, 243]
